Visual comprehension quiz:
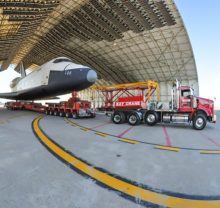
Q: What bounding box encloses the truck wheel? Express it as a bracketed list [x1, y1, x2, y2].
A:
[54, 111, 58, 116]
[193, 114, 207, 130]
[45, 110, 49, 115]
[128, 112, 140, 126]
[49, 111, 54, 116]
[112, 111, 126, 124]
[65, 112, 71, 118]
[145, 111, 158, 126]
[59, 112, 64, 117]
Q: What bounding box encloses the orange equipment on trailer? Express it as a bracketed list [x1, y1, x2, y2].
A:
[92, 80, 160, 111]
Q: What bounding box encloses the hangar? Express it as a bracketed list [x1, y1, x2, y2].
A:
[0, 0, 198, 98]
[0, 1, 219, 208]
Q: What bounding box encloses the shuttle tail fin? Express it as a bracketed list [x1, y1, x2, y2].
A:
[20, 62, 26, 78]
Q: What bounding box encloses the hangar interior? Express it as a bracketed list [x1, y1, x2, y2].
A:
[0, 0, 198, 100]
[1, 1, 219, 208]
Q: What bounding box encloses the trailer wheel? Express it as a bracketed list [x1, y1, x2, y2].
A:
[49, 111, 54, 116]
[72, 113, 78, 119]
[54, 111, 58, 116]
[91, 113, 96, 118]
[128, 112, 140, 126]
[45, 110, 49, 115]
[193, 114, 207, 130]
[112, 111, 126, 124]
[145, 111, 158, 126]
[59, 112, 64, 117]
[65, 112, 71, 118]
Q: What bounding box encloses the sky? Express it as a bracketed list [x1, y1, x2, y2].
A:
[174, 0, 220, 109]
[0, 1, 220, 109]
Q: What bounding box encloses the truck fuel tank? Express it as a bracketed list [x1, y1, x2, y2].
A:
[163, 114, 189, 123]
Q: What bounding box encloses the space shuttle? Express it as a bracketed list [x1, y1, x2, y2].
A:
[0, 57, 97, 100]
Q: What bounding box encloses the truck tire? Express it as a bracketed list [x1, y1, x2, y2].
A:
[112, 111, 126, 124]
[54, 111, 58, 116]
[49, 111, 54, 116]
[59, 112, 64, 117]
[65, 112, 71, 118]
[145, 111, 158, 126]
[91, 113, 96, 118]
[128, 112, 140, 126]
[45, 110, 49, 115]
[193, 114, 207, 130]
[72, 113, 78, 119]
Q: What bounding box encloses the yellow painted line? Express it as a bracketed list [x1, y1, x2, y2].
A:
[80, 128, 90, 132]
[33, 116, 220, 208]
[155, 146, 179, 152]
[95, 132, 108, 137]
[200, 150, 220, 154]
[64, 118, 79, 127]
[119, 138, 139, 144]
[71, 123, 79, 127]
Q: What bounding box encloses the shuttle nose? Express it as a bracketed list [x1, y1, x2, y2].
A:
[87, 70, 97, 83]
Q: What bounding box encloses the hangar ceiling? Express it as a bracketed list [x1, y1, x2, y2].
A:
[0, 0, 197, 85]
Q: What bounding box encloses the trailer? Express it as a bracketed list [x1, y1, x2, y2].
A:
[45, 92, 95, 118]
[5, 101, 23, 110]
[5, 92, 95, 118]
[5, 101, 45, 113]
[94, 80, 216, 130]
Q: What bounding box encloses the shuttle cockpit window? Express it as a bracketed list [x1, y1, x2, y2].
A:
[53, 58, 71, 63]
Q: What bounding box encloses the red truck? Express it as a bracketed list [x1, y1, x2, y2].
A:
[111, 80, 216, 130]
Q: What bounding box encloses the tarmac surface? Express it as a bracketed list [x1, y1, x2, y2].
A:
[0, 108, 220, 208]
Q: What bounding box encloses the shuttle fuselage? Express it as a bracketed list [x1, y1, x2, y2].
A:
[0, 57, 97, 100]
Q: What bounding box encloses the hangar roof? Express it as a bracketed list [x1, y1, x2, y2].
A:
[0, 0, 197, 85]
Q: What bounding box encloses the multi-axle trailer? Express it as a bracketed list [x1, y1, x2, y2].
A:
[5, 92, 95, 119]
[45, 92, 95, 118]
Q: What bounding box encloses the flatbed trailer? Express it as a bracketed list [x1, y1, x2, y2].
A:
[5, 101, 45, 113]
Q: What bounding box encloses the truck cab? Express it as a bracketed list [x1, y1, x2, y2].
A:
[178, 85, 216, 123]
[179, 86, 194, 112]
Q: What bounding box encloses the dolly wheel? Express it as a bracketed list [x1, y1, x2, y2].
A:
[59, 112, 64, 117]
[72, 113, 78, 119]
[65, 112, 71, 118]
